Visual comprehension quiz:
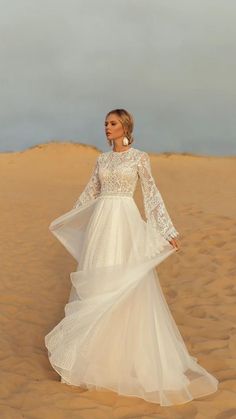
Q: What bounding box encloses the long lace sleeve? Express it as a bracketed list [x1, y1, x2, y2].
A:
[72, 156, 101, 209]
[137, 152, 179, 241]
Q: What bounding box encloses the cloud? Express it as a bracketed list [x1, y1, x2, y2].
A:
[0, 0, 235, 155]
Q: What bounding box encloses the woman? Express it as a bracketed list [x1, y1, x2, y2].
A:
[45, 108, 218, 406]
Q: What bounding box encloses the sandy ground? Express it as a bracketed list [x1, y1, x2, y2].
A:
[0, 142, 236, 419]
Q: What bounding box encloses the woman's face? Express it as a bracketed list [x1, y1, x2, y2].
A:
[105, 114, 125, 141]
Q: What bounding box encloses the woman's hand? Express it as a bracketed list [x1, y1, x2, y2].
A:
[168, 237, 181, 252]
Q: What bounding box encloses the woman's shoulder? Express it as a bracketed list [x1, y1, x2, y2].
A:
[132, 147, 145, 154]
[132, 148, 149, 161]
[99, 147, 146, 155]
[97, 147, 148, 164]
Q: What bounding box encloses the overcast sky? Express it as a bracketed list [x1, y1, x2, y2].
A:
[0, 0, 235, 155]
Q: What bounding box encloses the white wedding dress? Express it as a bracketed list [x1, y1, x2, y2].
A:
[44, 146, 218, 406]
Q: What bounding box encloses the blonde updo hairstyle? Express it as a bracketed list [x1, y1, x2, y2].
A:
[105, 108, 134, 147]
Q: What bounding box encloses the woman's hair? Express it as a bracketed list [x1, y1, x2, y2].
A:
[105, 108, 134, 146]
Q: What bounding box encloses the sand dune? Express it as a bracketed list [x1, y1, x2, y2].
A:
[1, 141, 236, 418]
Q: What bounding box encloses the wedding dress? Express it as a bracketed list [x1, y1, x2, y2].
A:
[44, 146, 218, 406]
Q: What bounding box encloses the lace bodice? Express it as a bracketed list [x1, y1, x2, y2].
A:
[72, 147, 179, 241]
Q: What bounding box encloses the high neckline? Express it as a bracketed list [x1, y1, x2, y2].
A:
[111, 147, 133, 154]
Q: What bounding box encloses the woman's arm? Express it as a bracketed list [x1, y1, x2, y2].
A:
[137, 152, 179, 241]
[72, 156, 101, 209]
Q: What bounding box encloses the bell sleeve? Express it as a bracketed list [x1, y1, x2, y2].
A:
[137, 152, 179, 241]
[72, 156, 101, 209]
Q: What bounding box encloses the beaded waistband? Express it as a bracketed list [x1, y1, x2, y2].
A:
[98, 191, 133, 198]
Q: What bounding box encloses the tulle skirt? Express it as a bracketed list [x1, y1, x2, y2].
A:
[44, 193, 219, 406]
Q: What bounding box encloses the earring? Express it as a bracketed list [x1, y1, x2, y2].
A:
[123, 136, 129, 146]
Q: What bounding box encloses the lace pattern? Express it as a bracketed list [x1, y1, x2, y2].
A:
[137, 152, 179, 241]
[72, 157, 101, 208]
[73, 148, 179, 241]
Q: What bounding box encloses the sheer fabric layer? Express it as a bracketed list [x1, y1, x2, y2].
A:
[45, 195, 218, 406]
